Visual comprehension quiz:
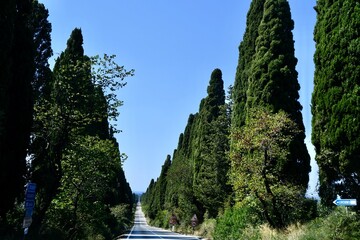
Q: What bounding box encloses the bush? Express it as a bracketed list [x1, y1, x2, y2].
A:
[300, 207, 360, 240]
[213, 205, 260, 240]
[152, 210, 170, 228]
[197, 218, 216, 239]
[110, 204, 132, 233]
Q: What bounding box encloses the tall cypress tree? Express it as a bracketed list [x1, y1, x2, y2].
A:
[232, 0, 265, 128]
[0, 0, 34, 221]
[193, 69, 230, 218]
[31, 0, 53, 101]
[312, 0, 360, 206]
[246, 0, 310, 190]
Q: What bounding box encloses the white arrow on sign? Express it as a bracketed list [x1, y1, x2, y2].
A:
[333, 199, 357, 206]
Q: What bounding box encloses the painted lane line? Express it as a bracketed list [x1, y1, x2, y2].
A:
[126, 225, 135, 240]
[145, 225, 165, 239]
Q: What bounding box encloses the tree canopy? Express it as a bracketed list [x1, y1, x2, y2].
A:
[312, 0, 360, 207]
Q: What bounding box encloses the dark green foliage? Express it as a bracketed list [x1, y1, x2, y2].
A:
[0, 0, 34, 224]
[30, 28, 92, 234]
[193, 69, 230, 218]
[0, 1, 133, 238]
[246, 0, 310, 191]
[312, 0, 360, 207]
[142, 156, 171, 225]
[142, 179, 156, 219]
[232, 0, 265, 128]
[164, 115, 199, 225]
[143, 69, 230, 227]
[28, 28, 133, 239]
[31, 0, 53, 101]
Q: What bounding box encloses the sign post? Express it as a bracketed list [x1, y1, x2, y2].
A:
[169, 214, 178, 232]
[333, 198, 357, 215]
[23, 183, 37, 238]
[191, 214, 198, 233]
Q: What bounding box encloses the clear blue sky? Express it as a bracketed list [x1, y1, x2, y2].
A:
[39, 0, 318, 195]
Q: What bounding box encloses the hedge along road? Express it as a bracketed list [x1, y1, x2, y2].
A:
[117, 202, 200, 240]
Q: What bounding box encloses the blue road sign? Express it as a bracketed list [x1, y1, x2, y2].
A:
[23, 182, 37, 229]
[26, 192, 36, 200]
[25, 208, 33, 217]
[25, 200, 35, 209]
[333, 199, 357, 206]
[26, 183, 36, 193]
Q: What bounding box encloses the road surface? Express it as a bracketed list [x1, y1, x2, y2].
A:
[117, 203, 200, 240]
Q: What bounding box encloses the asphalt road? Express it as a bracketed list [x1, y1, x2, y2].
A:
[117, 203, 200, 240]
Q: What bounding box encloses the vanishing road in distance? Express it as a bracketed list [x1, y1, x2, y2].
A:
[117, 202, 200, 240]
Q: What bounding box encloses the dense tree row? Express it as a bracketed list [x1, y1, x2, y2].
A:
[0, 1, 134, 239]
[142, 69, 230, 228]
[312, 0, 360, 208]
[143, 0, 360, 237]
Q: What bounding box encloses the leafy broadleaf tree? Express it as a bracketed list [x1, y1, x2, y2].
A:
[43, 136, 122, 239]
[312, 0, 360, 207]
[230, 108, 306, 229]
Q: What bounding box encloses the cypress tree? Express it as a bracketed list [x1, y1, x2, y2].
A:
[246, 0, 310, 190]
[31, 0, 53, 101]
[0, 0, 34, 221]
[158, 155, 172, 210]
[312, 0, 360, 206]
[193, 69, 230, 218]
[31, 28, 91, 232]
[232, 0, 265, 128]
[31, 28, 109, 233]
[165, 114, 199, 222]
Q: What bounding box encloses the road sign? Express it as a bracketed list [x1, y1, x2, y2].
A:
[169, 214, 178, 225]
[26, 183, 36, 193]
[333, 199, 357, 206]
[26, 192, 36, 200]
[25, 200, 35, 209]
[25, 208, 34, 217]
[23, 217, 32, 229]
[23, 182, 37, 229]
[191, 214, 198, 228]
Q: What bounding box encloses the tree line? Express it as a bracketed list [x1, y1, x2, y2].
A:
[0, 1, 134, 239]
[141, 0, 360, 238]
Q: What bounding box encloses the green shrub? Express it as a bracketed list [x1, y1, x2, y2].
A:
[213, 205, 260, 240]
[152, 210, 170, 228]
[198, 218, 216, 239]
[300, 207, 360, 240]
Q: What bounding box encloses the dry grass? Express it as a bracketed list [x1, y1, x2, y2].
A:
[259, 223, 305, 240]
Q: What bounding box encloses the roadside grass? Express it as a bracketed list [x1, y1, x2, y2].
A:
[213, 207, 360, 240]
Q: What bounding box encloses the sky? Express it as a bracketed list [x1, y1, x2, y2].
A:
[39, 0, 318, 195]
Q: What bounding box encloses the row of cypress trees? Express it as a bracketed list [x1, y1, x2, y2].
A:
[141, 0, 360, 234]
[142, 68, 231, 227]
[0, 1, 134, 239]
